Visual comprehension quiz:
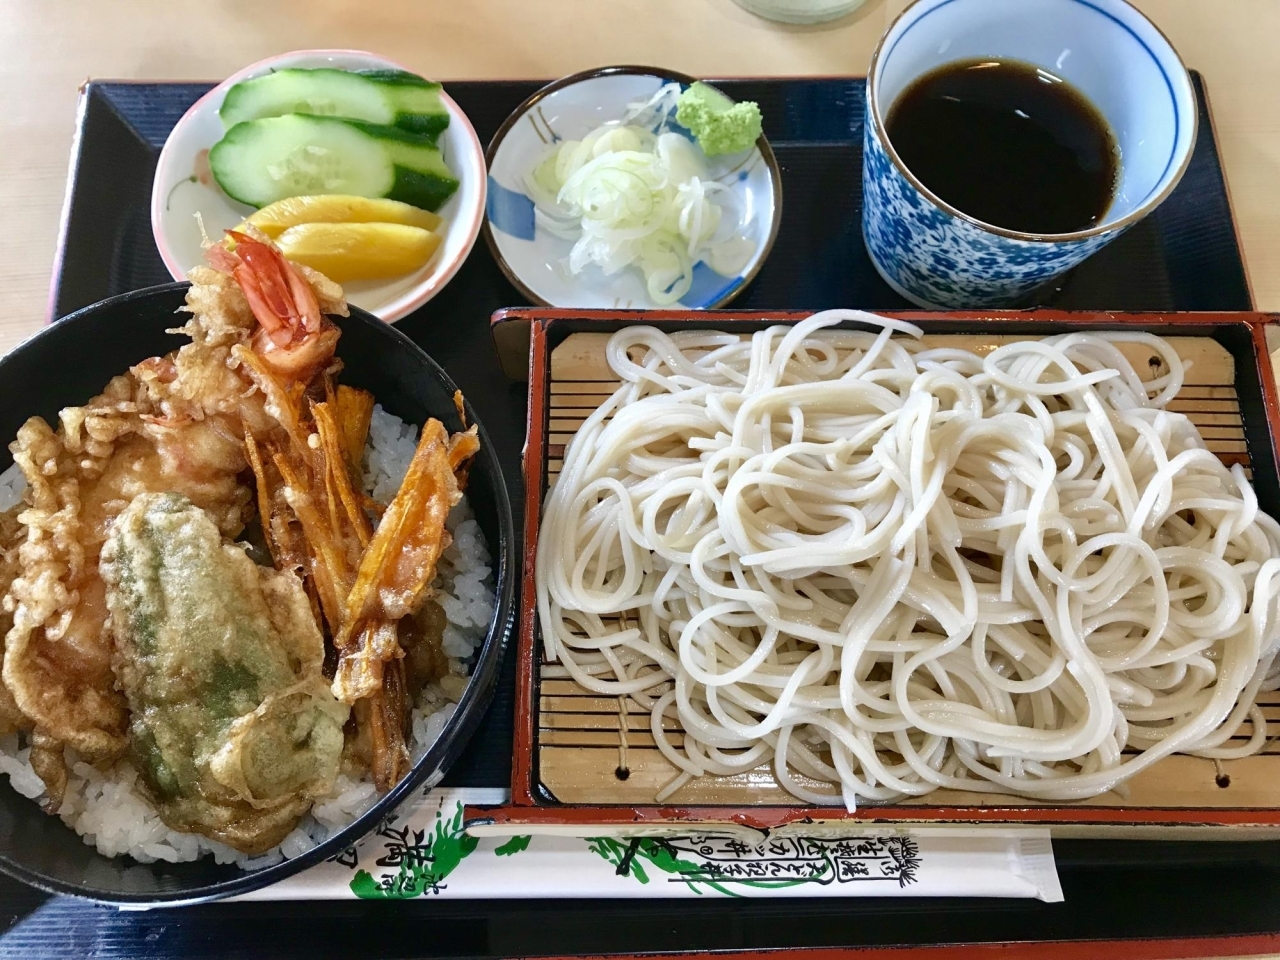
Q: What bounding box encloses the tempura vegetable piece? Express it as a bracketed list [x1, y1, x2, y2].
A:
[271, 448, 356, 635]
[101, 493, 348, 854]
[3, 412, 135, 762]
[354, 624, 410, 789]
[401, 601, 450, 695]
[0, 508, 29, 737]
[333, 420, 476, 702]
[237, 305, 481, 792]
[233, 345, 313, 461]
[242, 393, 371, 644]
[314, 400, 373, 552]
[244, 426, 313, 588]
[334, 386, 375, 475]
[0, 509, 42, 804]
[0, 230, 348, 803]
[3, 387, 249, 768]
[250, 397, 412, 789]
[448, 422, 481, 491]
[243, 427, 281, 563]
[28, 731, 66, 811]
[326, 419, 478, 790]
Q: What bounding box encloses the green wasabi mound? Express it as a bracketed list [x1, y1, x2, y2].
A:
[676, 82, 763, 157]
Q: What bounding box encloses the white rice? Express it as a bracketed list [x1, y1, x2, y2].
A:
[0, 463, 25, 512]
[363, 403, 420, 504]
[0, 406, 495, 867]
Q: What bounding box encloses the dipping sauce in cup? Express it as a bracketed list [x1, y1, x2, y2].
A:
[887, 58, 1120, 235]
[862, 0, 1196, 309]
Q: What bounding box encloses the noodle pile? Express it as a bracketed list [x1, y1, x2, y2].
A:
[536, 311, 1280, 808]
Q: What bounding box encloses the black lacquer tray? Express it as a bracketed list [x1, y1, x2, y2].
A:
[10, 74, 1275, 959]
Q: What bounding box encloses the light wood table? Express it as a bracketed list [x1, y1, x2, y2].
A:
[0, 0, 1276, 355]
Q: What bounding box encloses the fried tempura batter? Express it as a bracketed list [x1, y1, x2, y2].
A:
[0, 508, 27, 736]
[101, 493, 347, 854]
[0, 227, 477, 843]
[0, 237, 347, 802]
[4, 378, 249, 767]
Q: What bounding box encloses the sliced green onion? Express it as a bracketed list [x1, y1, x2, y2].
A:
[523, 113, 755, 302]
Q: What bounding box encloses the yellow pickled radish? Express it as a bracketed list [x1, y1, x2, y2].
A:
[242, 195, 443, 238]
[275, 222, 442, 282]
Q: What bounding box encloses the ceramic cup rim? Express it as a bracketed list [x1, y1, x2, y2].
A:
[866, 0, 1198, 244]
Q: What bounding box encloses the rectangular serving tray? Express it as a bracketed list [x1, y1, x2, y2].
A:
[38, 71, 1280, 949]
[49, 76, 1265, 824]
[488, 307, 1280, 836]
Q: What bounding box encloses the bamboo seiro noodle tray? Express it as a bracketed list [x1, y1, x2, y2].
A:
[484, 309, 1280, 838]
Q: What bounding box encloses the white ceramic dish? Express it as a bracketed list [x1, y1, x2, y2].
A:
[483, 66, 782, 310]
[150, 49, 486, 324]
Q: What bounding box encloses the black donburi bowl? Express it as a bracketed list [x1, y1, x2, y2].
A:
[0, 283, 515, 905]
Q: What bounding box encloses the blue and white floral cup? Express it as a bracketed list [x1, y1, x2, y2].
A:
[863, 0, 1197, 309]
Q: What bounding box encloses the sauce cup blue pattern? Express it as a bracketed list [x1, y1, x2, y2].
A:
[862, 0, 1196, 309]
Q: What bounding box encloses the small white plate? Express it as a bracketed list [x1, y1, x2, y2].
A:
[150, 49, 487, 324]
[483, 66, 782, 310]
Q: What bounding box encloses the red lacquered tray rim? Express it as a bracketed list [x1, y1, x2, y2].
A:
[501, 307, 1280, 831]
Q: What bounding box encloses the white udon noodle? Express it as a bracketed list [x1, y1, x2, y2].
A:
[536, 311, 1280, 808]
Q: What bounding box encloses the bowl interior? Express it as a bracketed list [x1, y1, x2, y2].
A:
[151, 50, 487, 323]
[0, 284, 513, 903]
[485, 69, 780, 309]
[873, 0, 1196, 226]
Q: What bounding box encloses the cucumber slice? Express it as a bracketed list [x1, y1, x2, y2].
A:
[209, 115, 459, 212]
[219, 67, 449, 138]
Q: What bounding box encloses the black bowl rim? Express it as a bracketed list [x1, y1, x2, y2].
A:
[0, 282, 516, 906]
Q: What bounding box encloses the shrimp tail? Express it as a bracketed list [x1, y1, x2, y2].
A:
[206, 229, 336, 379]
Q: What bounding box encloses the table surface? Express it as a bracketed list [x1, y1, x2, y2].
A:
[3, 2, 1280, 956]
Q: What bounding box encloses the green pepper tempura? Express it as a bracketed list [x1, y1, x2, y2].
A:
[676, 81, 763, 157]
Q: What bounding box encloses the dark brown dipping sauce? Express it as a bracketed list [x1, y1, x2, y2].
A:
[885, 58, 1120, 235]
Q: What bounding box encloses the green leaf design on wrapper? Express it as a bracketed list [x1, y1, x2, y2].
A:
[350, 803, 478, 899]
[494, 835, 532, 857]
[586, 835, 925, 897]
[586, 837, 815, 897]
[589, 837, 708, 893]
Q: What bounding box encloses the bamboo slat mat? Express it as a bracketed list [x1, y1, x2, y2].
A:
[537, 331, 1273, 810]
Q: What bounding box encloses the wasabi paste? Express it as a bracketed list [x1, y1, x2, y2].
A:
[676, 82, 763, 157]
